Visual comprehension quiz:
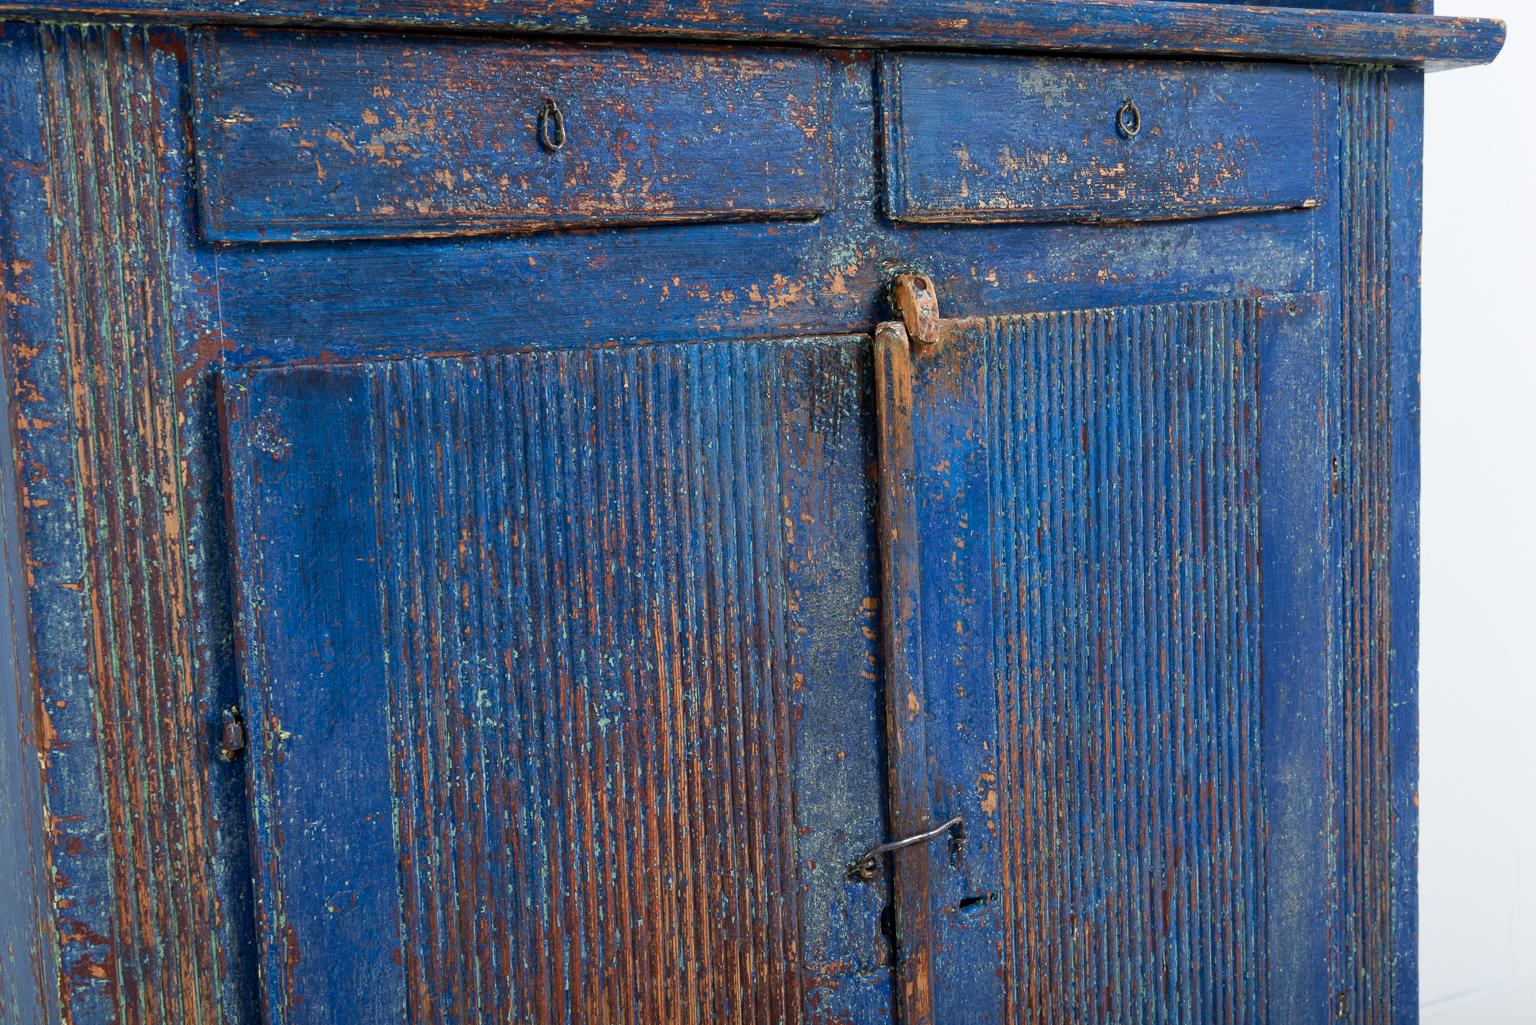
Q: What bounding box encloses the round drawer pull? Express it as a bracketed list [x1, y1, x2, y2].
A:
[538, 98, 567, 152]
[1116, 98, 1142, 139]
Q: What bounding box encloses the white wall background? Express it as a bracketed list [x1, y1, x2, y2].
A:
[1421, 1, 1536, 1021]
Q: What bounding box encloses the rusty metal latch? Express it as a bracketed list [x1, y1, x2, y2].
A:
[847, 815, 966, 882]
[217, 706, 247, 762]
[889, 272, 944, 352]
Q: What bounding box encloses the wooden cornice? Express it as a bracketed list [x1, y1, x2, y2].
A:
[0, 0, 1508, 69]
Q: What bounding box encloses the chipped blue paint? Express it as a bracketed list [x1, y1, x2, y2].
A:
[0, 7, 1500, 1025]
[0, 34, 58, 1025]
[221, 339, 891, 1025]
[0, 0, 1508, 68]
[881, 54, 1326, 225]
[879, 295, 1335, 1024]
[192, 29, 835, 242]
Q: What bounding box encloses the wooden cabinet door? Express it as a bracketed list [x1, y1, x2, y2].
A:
[221, 337, 891, 1025]
[874, 295, 1332, 1025]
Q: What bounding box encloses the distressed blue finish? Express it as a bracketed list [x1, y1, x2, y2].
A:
[192, 29, 833, 242]
[1385, 68, 1427, 1025]
[222, 338, 889, 1025]
[0, 7, 1496, 1025]
[198, 46, 1324, 371]
[1254, 295, 1334, 1025]
[882, 55, 1324, 224]
[0, 0, 1506, 68]
[1324, 66, 1428, 1025]
[0, 23, 243, 1025]
[0, 28, 57, 1025]
[879, 295, 1332, 1023]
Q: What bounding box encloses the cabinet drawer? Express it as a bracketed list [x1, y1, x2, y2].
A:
[881, 54, 1323, 224]
[192, 29, 832, 242]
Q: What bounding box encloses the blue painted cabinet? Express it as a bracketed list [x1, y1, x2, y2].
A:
[0, 5, 1504, 1025]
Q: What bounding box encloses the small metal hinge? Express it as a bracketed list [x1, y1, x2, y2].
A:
[889, 272, 944, 352]
[217, 706, 247, 762]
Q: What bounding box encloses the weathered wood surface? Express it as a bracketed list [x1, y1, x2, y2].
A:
[194, 29, 832, 241]
[0, 23, 243, 1025]
[203, 48, 1323, 363]
[878, 294, 1331, 1023]
[0, 14, 1448, 1025]
[0, 0, 1508, 67]
[872, 321, 937, 1025]
[1329, 65, 1425, 1025]
[222, 337, 890, 1025]
[883, 55, 1323, 224]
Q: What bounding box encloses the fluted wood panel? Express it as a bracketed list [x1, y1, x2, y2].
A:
[983, 299, 1265, 1025]
[1333, 67, 1396, 1025]
[222, 339, 865, 1025]
[370, 346, 803, 1024]
[26, 25, 219, 1025]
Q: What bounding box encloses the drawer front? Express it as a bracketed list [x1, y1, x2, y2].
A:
[192, 29, 832, 242]
[881, 54, 1323, 224]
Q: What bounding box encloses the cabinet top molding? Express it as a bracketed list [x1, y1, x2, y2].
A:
[0, 0, 1507, 69]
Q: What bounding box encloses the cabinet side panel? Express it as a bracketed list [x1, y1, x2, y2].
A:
[1385, 68, 1424, 1025]
[1332, 65, 1421, 1025]
[0, 24, 61, 1025]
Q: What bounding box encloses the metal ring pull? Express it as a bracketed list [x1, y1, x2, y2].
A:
[1117, 97, 1142, 139]
[847, 815, 966, 882]
[537, 98, 567, 152]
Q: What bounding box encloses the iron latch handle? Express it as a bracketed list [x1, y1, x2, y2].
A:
[847, 815, 966, 882]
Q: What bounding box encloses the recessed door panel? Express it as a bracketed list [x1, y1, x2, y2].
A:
[875, 295, 1330, 1025]
[222, 336, 889, 1025]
